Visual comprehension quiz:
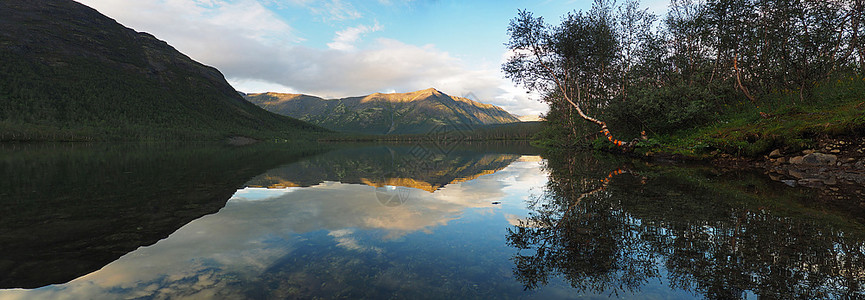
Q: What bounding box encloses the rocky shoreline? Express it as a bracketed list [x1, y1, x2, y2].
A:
[727, 137, 865, 210]
[757, 137, 865, 188]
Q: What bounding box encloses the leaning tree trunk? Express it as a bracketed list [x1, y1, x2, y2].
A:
[538, 60, 632, 148]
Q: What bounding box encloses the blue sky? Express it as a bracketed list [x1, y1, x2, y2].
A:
[77, 0, 666, 117]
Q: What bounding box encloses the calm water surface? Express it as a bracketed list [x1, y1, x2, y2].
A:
[0, 143, 862, 299]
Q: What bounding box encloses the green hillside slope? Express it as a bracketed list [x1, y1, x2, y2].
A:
[0, 0, 328, 141]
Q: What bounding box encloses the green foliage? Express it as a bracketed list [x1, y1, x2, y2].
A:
[507, 0, 865, 151]
[606, 83, 725, 135]
[323, 122, 543, 142]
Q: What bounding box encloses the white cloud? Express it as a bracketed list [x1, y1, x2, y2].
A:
[327, 22, 383, 51]
[321, 0, 362, 20]
[77, 0, 546, 116]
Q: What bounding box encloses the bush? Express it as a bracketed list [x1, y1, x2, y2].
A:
[606, 83, 726, 135]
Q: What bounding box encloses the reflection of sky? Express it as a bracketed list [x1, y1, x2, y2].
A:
[0, 156, 548, 299]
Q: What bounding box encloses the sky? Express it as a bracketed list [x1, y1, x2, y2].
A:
[76, 0, 667, 117]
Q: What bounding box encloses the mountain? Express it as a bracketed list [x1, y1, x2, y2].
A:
[244, 88, 520, 135]
[0, 0, 327, 141]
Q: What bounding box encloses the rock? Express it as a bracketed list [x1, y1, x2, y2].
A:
[803, 149, 816, 155]
[769, 149, 783, 158]
[846, 158, 857, 163]
[830, 149, 841, 154]
[823, 177, 838, 185]
[769, 173, 782, 181]
[778, 157, 788, 164]
[801, 153, 837, 166]
[781, 180, 797, 187]
[798, 178, 824, 187]
[788, 169, 807, 179]
[790, 156, 805, 164]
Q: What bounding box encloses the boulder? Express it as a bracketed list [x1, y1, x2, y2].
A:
[790, 156, 804, 164]
[801, 153, 837, 166]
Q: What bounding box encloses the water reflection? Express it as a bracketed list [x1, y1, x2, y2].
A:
[244, 145, 524, 194]
[508, 151, 865, 298]
[0, 143, 326, 289]
[1, 149, 548, 299]
[3, 144, 864, 299]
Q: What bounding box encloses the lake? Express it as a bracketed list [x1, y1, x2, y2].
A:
[0, 142, 862, 299]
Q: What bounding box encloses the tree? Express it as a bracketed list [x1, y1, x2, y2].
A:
[503, 4, 631, 148]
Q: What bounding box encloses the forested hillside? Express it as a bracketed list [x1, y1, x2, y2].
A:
[0, 0, 327, 142]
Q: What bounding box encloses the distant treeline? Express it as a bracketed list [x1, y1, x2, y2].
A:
[320, 121, 542, 142]
[505, 0, 865, 148]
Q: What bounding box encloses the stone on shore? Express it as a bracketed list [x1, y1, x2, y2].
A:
[791, 153, 837, 166]
[769, 149, 783, 158]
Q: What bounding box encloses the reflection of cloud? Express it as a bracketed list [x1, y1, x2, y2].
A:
[505, 214, 548, 228]
[1, 156, 549, 299]
[329, 229, 383, 253]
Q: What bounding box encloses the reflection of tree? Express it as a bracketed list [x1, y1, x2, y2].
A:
[507, 151, 865, 298]
[507, 153, 657, 295]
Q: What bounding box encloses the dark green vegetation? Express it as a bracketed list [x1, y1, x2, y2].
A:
[0, 142, 328, 288]
[320, 121, 542, 142]
[0, 0, 328, 142]
[244, 88, 519, 135]
[508, 151, 865, 298]
[506, 0, 865, 155]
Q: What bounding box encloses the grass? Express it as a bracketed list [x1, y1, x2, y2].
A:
[631, 76, 865, 158]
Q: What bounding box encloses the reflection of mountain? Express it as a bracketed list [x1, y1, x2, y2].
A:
[245, 146, 522, 192]
[0, 157, 548, 299]
[0, 143, 326, 289]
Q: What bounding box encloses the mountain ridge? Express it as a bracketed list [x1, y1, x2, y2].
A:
[245, 88, 520, 135]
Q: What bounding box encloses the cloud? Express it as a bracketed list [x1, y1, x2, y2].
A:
[321, 0, 362, 20]
[77, 0, 546, 116]
[327, 22, 383, 51]
[223, 38, 546, 115]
